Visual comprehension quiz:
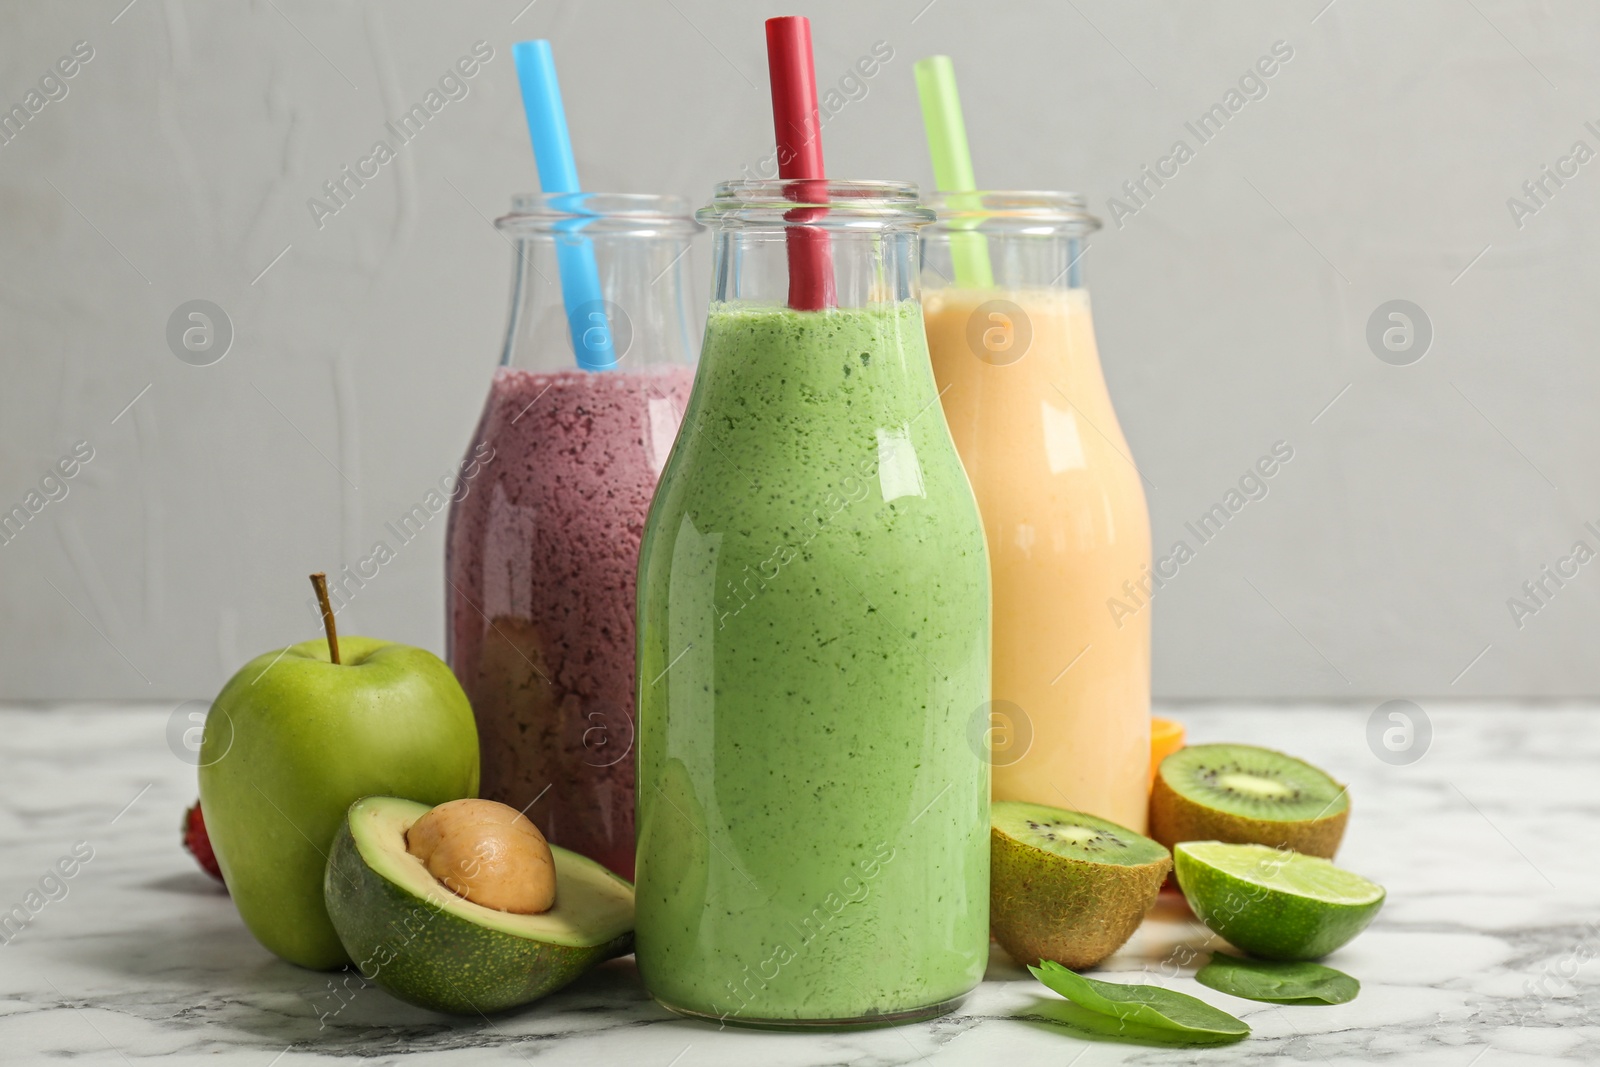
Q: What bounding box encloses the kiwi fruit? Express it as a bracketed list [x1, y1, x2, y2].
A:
[990, 801, 1171, 970]
[1150, 743, 1349, 859]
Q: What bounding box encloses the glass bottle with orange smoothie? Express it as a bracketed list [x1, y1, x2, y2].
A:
[922, 192, 1151, 831]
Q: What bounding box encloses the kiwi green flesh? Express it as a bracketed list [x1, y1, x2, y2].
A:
[1160, 744, 1347, 823]
[993, 801, 1169, 867]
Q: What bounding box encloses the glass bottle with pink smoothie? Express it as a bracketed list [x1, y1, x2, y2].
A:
[446, 193, 699, 880]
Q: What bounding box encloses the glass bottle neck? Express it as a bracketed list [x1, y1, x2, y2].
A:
[922, 230, 1089, 291]
[698, 180, 933, 311]
[707, 228, 923, 309]
[921, 191, 1101, 294]
[498, 197, 699, 373]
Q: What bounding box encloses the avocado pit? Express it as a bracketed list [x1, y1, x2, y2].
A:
[404, 798, 556, 915]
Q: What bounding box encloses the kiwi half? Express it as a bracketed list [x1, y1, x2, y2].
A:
[991, 801, 1171, 970]
[1150, 744, 1349, 859]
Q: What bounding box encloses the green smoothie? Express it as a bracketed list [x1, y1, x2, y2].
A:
[634, 299, 990, 1027]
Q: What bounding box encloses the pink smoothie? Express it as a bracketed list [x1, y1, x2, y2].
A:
[445, 365, 695, 880]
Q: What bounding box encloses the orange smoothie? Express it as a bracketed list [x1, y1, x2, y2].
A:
[924, 286, 1151, 831]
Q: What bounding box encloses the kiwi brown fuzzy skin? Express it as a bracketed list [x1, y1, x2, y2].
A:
[1149, 772, 1349, 859]
[989, 826, 1171, 970]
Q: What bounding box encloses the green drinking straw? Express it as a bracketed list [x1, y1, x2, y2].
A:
[914, 55, 994, 289]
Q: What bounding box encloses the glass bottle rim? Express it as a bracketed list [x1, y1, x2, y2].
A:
[496, 192, 700, 237]
[923, 190, 1102, 236]
[699, 179, 935, 229]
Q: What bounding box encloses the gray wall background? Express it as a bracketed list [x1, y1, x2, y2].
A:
[2, 0, 1595, 701]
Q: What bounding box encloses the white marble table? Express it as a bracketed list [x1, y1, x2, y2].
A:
[1, 703, 1594, 1065]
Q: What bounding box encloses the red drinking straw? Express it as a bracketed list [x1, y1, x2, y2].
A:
[765, 16, 835, 311]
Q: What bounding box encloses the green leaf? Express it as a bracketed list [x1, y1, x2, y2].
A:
[1023, 997, 1244, 1048]
[1028, 961, 1250, 1039]
[1195, 954, 1360, 1005]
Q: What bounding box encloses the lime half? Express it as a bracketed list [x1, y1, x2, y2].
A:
[1174, 841, 1384, 961]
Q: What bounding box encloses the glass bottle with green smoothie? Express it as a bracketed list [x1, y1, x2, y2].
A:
[634, 180, 991, 1029]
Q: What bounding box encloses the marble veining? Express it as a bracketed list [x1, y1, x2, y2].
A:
[0, 703, 1595, 1065]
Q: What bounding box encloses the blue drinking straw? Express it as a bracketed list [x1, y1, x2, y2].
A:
[512, 40, 617, 372]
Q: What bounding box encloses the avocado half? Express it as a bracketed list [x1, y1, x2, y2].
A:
[324, 796, 634, 1015]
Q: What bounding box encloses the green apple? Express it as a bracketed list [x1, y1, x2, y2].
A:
[198, 630, 479, 970]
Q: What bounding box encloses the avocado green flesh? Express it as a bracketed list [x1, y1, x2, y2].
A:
[324, 796, 635, 1014]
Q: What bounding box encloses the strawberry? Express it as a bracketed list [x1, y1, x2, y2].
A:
[183, 801, 226, 887]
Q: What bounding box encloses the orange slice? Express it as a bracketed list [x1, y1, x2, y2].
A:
[1150, 717, 1185, 789]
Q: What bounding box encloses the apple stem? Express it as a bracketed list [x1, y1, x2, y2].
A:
[309, 572, 341, 665]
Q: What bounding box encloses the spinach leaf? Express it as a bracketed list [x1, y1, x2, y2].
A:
[1196, 953, 1359, 1005]
[1029, 961, 1249, 1039]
